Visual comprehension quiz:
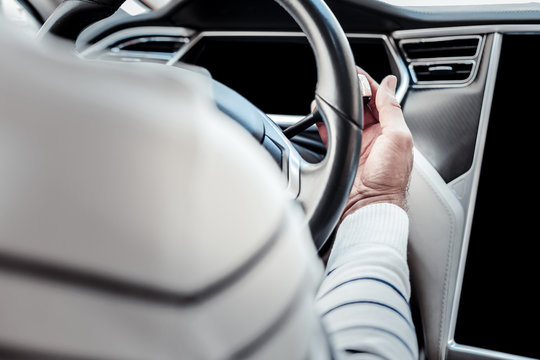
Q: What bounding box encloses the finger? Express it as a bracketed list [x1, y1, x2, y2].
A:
[375, 75, 408, 131]
[311, 100, 327, 147]
[356, 66, 379, 95]
[356, 67, 380, 126]
[356, 66, 379, 105]
[316, 122, 328, 148]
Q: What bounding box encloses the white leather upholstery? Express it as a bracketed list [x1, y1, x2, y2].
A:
[408, 148, 466, 360]
[0, 22, 320, 359]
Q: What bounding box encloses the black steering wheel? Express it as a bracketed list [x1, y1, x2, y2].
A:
[41, 0, 363, 251]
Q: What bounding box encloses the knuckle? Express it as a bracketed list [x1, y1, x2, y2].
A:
[390, 99, 402, 110]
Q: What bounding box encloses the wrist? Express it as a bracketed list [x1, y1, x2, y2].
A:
[328, 203, 410, 272]
[342, 192, 407, 222]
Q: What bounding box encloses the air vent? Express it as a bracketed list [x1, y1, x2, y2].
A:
[401, 36, 481, 60]
[111, 36, 187, 54]
[412, 62, 474, 83]
[92, 35, 190, 63]
[400, 35, 484, 86]
[81, 27, 196, 64]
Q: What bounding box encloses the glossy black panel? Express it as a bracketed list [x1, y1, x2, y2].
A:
[181, 36, 317, 115]
[454, 34, 540, 359]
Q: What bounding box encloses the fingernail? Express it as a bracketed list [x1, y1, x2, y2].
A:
[387, 75, 397, 94]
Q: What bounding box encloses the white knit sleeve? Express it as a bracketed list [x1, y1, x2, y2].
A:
[316, 203, 419, 360]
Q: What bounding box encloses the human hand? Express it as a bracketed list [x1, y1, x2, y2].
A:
[316, 68, 413, 221]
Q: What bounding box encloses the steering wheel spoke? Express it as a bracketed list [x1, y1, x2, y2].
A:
[282, 110, 322, 139]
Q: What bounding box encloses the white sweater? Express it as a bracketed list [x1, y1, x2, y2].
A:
[0, 19, 418, 359]
[318, 204, 417, 360]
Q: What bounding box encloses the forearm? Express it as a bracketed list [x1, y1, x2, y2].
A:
[316, 203, 418, 360]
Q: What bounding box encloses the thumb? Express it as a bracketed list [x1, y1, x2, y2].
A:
[375, 75, 405, 129]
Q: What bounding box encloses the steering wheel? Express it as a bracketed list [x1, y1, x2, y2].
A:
[41, 0, 363, 252]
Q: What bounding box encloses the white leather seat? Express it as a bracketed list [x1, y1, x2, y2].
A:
[0, 19, 321, 359]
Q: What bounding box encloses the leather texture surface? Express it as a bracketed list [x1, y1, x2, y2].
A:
[408, 148, 465, 360]
[0, 28, 307, 358]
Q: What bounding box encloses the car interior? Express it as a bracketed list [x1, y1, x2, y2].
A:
[2, 0, 540, 359]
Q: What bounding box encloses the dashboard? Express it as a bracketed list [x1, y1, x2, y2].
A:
[77, 2, 540, 359]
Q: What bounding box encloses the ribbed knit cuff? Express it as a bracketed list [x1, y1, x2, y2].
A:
[327, 203, 409, 270]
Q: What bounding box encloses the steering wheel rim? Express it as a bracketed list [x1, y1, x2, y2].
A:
[274, 0, 363, 249]
[51, 0, 364, 251]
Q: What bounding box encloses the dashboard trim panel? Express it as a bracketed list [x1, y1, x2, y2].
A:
[448, 342, 538, 360]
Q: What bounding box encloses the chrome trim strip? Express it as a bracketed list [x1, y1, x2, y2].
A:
[393, 24, 540, 39]
[380, 35, 410, 103]
[263, 116, 302, 198]
[166, 31, 206, 66]
[448, 342, 538, 360]
[446, 33, 504, 358]
[112, 36, 188, 51]
[102, 51, 173, 61]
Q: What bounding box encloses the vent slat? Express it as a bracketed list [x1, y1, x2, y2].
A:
[412, 62, 474, 82]
[401, 36, 482, 84]
[405, 45, 478, 57]
[402, 37, 480, 60]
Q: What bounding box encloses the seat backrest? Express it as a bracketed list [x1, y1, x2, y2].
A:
[0, 20, 322, 359]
